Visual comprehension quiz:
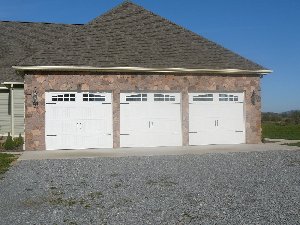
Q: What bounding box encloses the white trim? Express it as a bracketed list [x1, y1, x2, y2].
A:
[10, 84, 15, 137]
[12, 66, 272, 75]
[2, 82, 24, 85]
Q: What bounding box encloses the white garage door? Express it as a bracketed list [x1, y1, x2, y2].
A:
[120, 92, 182, 147]
[45, 92, 113, 150]
[189, 92, 245, 145]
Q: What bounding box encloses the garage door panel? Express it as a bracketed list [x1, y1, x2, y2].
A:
[120, 108, 148, 133]
[46, 119, 60, 134]
[189, 115, 217, 132]
[218, 117, 244, 132]
[120, 133, 146, 147]
[121, 133, 181, 148]
[45, 92, 113, 150]
[82, 134, 109, 149]
[190, 131, 219, 145]
[61, 121, 77, 134]
[148, 118, 178, 133]
[83, 120, 106, 133]
[219, 103, 244, 131]
[190, 104, 220, 118]
[61, 134, 77, 149]
[189, 92, 245, 145]
[120, 92, 182, 147]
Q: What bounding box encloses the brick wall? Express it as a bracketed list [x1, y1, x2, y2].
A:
[24, 72, 261, 150]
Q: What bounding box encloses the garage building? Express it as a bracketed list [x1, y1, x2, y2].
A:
[13, 2, 271, 150]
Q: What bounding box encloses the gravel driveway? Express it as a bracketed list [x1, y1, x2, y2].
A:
[0, 150, 300, 224]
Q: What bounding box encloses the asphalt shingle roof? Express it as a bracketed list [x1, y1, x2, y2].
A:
[0, 21, 81, 83]
[1, 2, 267, 83]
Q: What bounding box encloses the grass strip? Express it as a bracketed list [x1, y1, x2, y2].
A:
[0, 153, 17, 175]
[262, 123, 300, 140]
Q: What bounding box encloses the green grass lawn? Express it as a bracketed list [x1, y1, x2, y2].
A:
[0, 153, 17, 175]
[262, 123, 300, 140]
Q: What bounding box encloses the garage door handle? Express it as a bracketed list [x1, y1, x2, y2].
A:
[214, 120, 219, 126]
[120, 134, 130, 136]
[235, 130, 244, 133]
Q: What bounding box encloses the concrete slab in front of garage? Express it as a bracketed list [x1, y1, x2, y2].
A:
[18, 143, 300, 161]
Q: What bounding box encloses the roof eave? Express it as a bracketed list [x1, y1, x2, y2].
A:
[0, 81, 24, 87]
[12, 66, 273, 75]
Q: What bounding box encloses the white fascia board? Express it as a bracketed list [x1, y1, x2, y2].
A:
[2, 82, 24, 85]
[12, 66, 273, 75]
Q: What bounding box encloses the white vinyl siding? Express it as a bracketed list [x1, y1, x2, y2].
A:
[13, 88, 24, 135]
[0, 90, 11, 135]
[0, 87, 24, 136]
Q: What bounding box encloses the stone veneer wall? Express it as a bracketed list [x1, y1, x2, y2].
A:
[24, 72, 261, 150]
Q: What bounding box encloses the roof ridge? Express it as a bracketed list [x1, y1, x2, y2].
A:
[87, 1, 139, 25]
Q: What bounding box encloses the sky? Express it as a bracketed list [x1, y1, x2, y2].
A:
[0, 0, 299, 112]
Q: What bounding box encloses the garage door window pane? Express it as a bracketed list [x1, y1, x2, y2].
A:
[154, 93, 176, 101]
[193, 94, 213, 101]
[126, 94, 147, 102]
[50, 93, 77, 102]
[83, 93, 106, 102]
[219, 98, 228, 101]
[219, 94, 239, 102]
